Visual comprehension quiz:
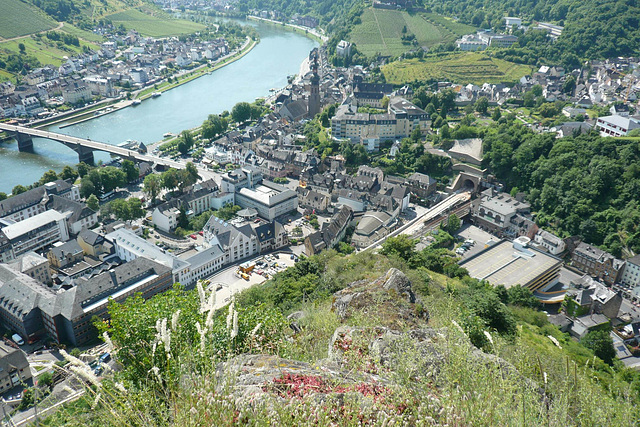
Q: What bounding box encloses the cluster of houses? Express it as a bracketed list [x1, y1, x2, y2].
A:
[0, 29, 231, 120]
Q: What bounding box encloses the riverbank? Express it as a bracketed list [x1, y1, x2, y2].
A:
[247, 16, 328, 43]
[23, 37, 259, 131]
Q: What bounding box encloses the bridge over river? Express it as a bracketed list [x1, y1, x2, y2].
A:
[0, 123, 186, 169]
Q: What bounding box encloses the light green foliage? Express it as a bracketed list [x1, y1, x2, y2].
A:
[383, 52, 534, 85]
[105, 9, 204, 37]
[582, 329, 615, 365]
[349, 8, 446, 57]
[143, 173, 161, 202]
[97, 285, 290, 386]
[0, 0, 57, 39]
[86, 194, 99, 211]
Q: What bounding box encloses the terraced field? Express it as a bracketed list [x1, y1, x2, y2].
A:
[106, 9, 205, 37]
[349, 8, 445, 57]
[0, 34, 99, 67]
[0, 0, 57, 39]
[382, 52, 534, 85]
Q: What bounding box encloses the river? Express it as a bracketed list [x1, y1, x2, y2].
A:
[0, 19, 318, 193]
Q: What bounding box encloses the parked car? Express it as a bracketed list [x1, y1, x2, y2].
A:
[99, 353, 111, 363]
[190, 234, 197, 240]
[198, 231, 204, 236]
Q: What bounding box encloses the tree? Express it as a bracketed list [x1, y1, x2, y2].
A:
[410, 126, 422, 143]
[382, 96, 390, 110]
[110, 198, 130, 221]
[231, 102, 252, 124]
[445, 213, 461, 234]
[201, 115, 228, 140]
[40, 169, 59, 185]
[177, 131, 194, 155]
[86, 194, 99, 211]
[162, 168, 180, 191]
[12, 185, 27, 195]
[582, 329, 616, 365]
[80, 177, 96, 198]
[76, 162, 90, 177]
[143, 174, 162, 202]
[18, 43, 25, 54]
[100, 167, 126, 193]
[475, 96, 489, 115]
[60, 165, 78, 181]
[128, 198, 144, 219]
[380, 235, 416, 261]
[121, 159, 139, 183]
[0, 193, 6, 201]
[491, 108, 502, 121]
[184, 162, 200, 186]
[506, 286, 540, 308]
[38, 372, 53, 388]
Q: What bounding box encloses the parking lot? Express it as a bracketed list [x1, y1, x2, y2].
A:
[209, 252, 298, 309]
[456, 224, 496, 259]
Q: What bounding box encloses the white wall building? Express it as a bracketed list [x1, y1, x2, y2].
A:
[0, 210, 70, 263]
[235, 181, 298, 221]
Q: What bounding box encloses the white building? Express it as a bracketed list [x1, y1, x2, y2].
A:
[596, 115, 640, 137]
[0, 210, 70, 263]
[622, 255, 640, 288]
[336, 40, 352, 58]
[235, 181, 298, 221]
[504, 17, 522, 28]
[106, 228, 192, 286]
[203, 217, 259, 264]
[533, 229, 566, 256]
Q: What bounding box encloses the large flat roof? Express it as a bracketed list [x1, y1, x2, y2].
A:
[459, 240, 561, 289]
[1, 210, 66, 240]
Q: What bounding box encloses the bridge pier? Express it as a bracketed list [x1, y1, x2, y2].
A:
[77, 146, 95, 165]
[15, 132, 34, 152]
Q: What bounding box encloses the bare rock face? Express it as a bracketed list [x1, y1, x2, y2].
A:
[331, 268, 428, 328]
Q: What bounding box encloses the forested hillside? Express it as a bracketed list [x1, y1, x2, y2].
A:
[235, 0, 364, 32]
[421, 0, 640, 64]
[482, 119, 640, 257]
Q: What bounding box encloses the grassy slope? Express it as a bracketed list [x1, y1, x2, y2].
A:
[349, 8, 445, 57]
[0, 31, 100, 67]
[383, 52, 534, 85]
[105, 9, 205, 37]
[0, 0, 57, 39]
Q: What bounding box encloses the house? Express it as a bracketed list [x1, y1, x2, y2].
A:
[46, 195, 98, 235]
[533, 230, 566, 255]
[203, 217, 259, 264]
[6, 252, 51, 285]
[568, 314, 610, 340]
[298, 188, 331, 213]
[47, 240, 84, 270]
[77, 229, 108, 258]
[472, 189, 533, 237]
[336, 40, 352, 58]
[304, 205, 353, 255]
[0, 180, 79, 222]
[253, 221, 289, 253]
[571, 242, 623, 286]
[0, 343, 31, 393]
[621, 255, 640, 288]
[565, 275, 622, 319]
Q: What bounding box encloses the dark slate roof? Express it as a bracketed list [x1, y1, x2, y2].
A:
[78, 229, 103, 247]
[0, 342, 30, 381]
[0, 265, 56, 320]
[46, 195, 94, 223]
[49, 240, 83, 261]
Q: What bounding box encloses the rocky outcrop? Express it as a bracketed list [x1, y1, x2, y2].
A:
[331, 268, 428, 328]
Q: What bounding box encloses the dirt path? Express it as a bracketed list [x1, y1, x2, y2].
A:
[0, 22, 64, 43]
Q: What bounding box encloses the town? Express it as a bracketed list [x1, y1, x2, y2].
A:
[1, 0, 640, 424]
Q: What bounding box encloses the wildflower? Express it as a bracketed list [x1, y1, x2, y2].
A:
[196, 322, 207, 355]
[92, 393, 101, 409]
[226, 301, 235, 331]
[197, 281, 207, 313]
[102, 331, 114, 353]
[483, 330, 494, 346]
[149, 366, 162, 382]
[451, 320, 464, 334]
[190, 407, 198, 416]
[155, 318, 171, 359]
[60, 349, 85, 368]
[171, 309, 181, 332]
[547, 335, 562, 349]
[70, 365, 101, 388]
[543, 371, 548, 385]
[231, 310, 239, 339]
[250, 323, 262, 338]
[114, 382, 127, 393]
